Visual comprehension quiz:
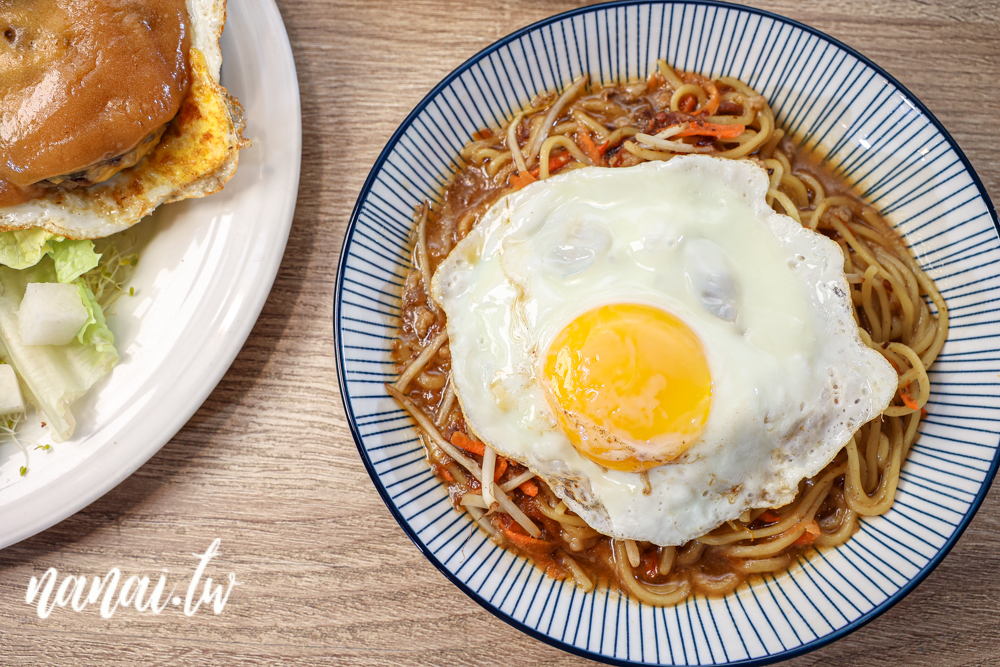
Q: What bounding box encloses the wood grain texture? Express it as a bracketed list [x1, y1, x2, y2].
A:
[1, 1, 998, 665]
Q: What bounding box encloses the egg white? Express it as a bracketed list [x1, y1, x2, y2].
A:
[432, 156, 897, 546]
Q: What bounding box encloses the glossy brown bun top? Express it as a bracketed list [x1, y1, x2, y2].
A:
[0, 0, 191, 187]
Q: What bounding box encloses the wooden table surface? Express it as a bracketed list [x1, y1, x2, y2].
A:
[2, 1, 998, 665]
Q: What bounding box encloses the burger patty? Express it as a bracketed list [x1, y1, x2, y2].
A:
[39, 125, 169, 190]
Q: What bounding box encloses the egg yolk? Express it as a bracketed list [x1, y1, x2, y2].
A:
[542, 304, 712, 472]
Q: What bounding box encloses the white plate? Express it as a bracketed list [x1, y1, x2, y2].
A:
[337, 2, 1000, 665]
[0, 0, 301, 548]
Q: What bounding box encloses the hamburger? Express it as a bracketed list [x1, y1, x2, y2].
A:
[0, 0, 247, 239]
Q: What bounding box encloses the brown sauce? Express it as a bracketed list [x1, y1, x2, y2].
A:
[0, 0, 191, 187]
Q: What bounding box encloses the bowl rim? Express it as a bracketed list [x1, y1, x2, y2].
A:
[334, 1, 1000, 664]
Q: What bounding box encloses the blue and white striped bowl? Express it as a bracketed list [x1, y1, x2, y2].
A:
[335, 2, 1000, 664]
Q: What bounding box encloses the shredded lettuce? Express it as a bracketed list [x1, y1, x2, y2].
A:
[0, 260, 118, 441]
[0, 230, 100, 283]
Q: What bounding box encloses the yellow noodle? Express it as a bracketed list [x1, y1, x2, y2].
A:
[622, 141, 680, 162]
[691, 568, 741, 595]
[605, 126, 641, 146]
[525, 75, 589, 166]
[770, 188, 802, 224]
[612, 540, 692, 606]
[707, 93, 755, 125]
[468, 146, 500, 163]
[558, 551, 595, 592]
[797, 171, 826, 203]
[572, 109, 610, 139]
[656, 59, 685, 91]
[538, 135, 592, 179]
[624, 539, 642, 568]
[552, 120, 578, 135]
[780, 173, 810, 209]
[815, 507, 858, 547]
[670, 83, 708, 111]
[658, 545, 676, 575]
[534, 497, 590, 527]
[731, 555, 792, 574]
[507, 112, 528, 174]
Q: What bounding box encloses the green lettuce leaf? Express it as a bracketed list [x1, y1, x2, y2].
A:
[51, 239, 101, 283]
[0, 229, 56, 270]
[0, 230, 100, 283]
[74, 283, 117, 356]
[0, 259, 118, 441]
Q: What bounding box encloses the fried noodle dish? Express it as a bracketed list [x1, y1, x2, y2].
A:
[388, 60, 947, 606]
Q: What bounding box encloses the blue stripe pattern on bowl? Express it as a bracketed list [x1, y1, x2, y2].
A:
[335, 2, 1000, 665]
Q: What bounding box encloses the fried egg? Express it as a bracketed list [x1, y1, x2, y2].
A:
[431, 156, 896, 546]
[0, 0, 246, 240]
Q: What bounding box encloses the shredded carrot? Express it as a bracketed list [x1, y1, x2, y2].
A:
[494, 457, 508, 483]
[597, 140, 612, 156]
[527, 151, 574, 178]
[900, 385, 920, 410]
[921, 407, 929, 418]
[451, 431, 485, 456]
[501, 525, 556, 549]
[576, 130, 605, 165]
[673, 121, 745, 139]
[508, 170, 537, 190]
[450, 433, 506, 480]
[441, 468, 454, 482]
[678, 94, 697, 113]
[548, 151, 574, 172]
[519, 479, 539, 497]
[793, 520, 820, 547]
[760, 510, 781, 524]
